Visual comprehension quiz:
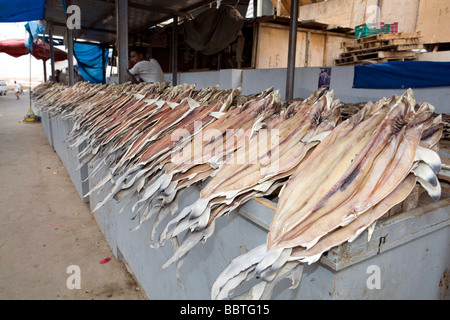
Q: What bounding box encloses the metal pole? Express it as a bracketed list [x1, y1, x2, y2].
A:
[49, 24, 56, 81]
[285, 0, 299, 100]
[116, 0, 128, 84]
[67, 28, 74, 86]
[43, 60, 47, 82]
[172, 16, 178, 86]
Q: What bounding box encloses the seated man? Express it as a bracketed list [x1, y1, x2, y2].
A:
[128, 48, 164, 84]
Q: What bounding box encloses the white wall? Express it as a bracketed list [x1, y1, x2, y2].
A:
[166, 66, 450, 114]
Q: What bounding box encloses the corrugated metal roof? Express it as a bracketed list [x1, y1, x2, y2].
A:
[44, 0, 219, 44]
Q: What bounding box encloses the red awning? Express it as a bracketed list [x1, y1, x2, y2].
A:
[0, 38, 67, 62]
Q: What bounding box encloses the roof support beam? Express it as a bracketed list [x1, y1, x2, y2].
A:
[66, 28, 74, 85]
[46, 20, 116, 35]
[285, 0, 299, 100]
[116, 0, 128, 84]
[48, 24, 56, 82]
[172, 15, 178, 86]
[92, 0, 185, 16]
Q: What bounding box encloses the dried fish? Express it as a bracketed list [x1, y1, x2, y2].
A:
[212, 89, 443, 300]
[155, 89, 342, 280]
[33, 82, 444, 301]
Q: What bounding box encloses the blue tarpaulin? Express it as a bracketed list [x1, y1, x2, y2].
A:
[73, 42, 109, 84]
[353, 61, 450, 89]
[0, 0, 46, 22]
[24, 20, 45, 51]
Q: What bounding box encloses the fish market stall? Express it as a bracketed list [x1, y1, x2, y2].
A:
[33, 81, 450, 300]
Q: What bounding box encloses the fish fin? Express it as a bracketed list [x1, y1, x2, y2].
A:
[162, 229, 207, 269]
[151, 200, 178, 241]
[85, 170, 112, 197]
[209, 111, 226, 119]
[416, 176, 441, 202]
[367, 221, 377, 242]
[134, 93, 145, 100]
[258, 248, 292, 282]
[411, 162, 439, 187]
[412, 162, 441, 202]
[153, 204, 193, 248]
[211, 244, 267, 300]
[187, 97, 200, 110]
[254, 248, 285, 279]
[144, 98, 158, 105]
[414, 146, 442, 174]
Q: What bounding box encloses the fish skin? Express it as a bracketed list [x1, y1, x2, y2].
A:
[289, 174, 417, 265]
[212, 90, 442, 301]
[267, 101, 389, 248]
[157, 90, 341, 272]
[278, 119, 424, 250]
[267, 91, 432, 250]
[270, 92, 430, 247]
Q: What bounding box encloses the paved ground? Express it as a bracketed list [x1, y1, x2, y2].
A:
[0, 91, 145, 300]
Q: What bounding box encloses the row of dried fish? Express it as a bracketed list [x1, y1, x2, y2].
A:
[90, 87, 285, 241]
[341, 101, 449, 143]
[32, 82, 444, 300]
[212, 89, 443, 300]
[152, 89, 342, 282]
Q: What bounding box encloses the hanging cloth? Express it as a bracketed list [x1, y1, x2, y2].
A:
[183, 5, 244, 55]
[73, 42, 109, 84]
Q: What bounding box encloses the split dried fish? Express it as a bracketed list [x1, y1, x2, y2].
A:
[211, 89, 443, 300]
[154, 89, 342, 281]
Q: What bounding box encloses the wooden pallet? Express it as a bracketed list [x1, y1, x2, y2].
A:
[341, 32, 422, 48]
[339, 45, 422, 58]
[336, 32, 423, 66]
[343, 39, 422, 53]
[335, 51, 417, 66]
[341, 44, 424, 57]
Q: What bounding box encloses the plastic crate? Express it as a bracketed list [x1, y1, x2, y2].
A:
[355, 22, 391, 39]
[389, 22, 399, 34]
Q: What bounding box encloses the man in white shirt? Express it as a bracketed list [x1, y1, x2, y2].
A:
[14, 81, 21, 100]
[128, 48, 164, 84]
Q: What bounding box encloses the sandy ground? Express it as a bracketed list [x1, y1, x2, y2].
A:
[0, 92, 146, 300]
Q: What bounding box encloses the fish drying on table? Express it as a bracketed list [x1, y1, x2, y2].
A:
[152, 89, 342, 281]
[88, 85, 240, 211]
[119, 88, 283, 234]
[92, 88, 278, 226]
[108, 88, 242, 207]
[37, 82, 107, 117]
[211, 89, 443, 300]
[68, 83, 196, 178]
[68, 82, 173, 165]
[90, 86, 241, 213]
